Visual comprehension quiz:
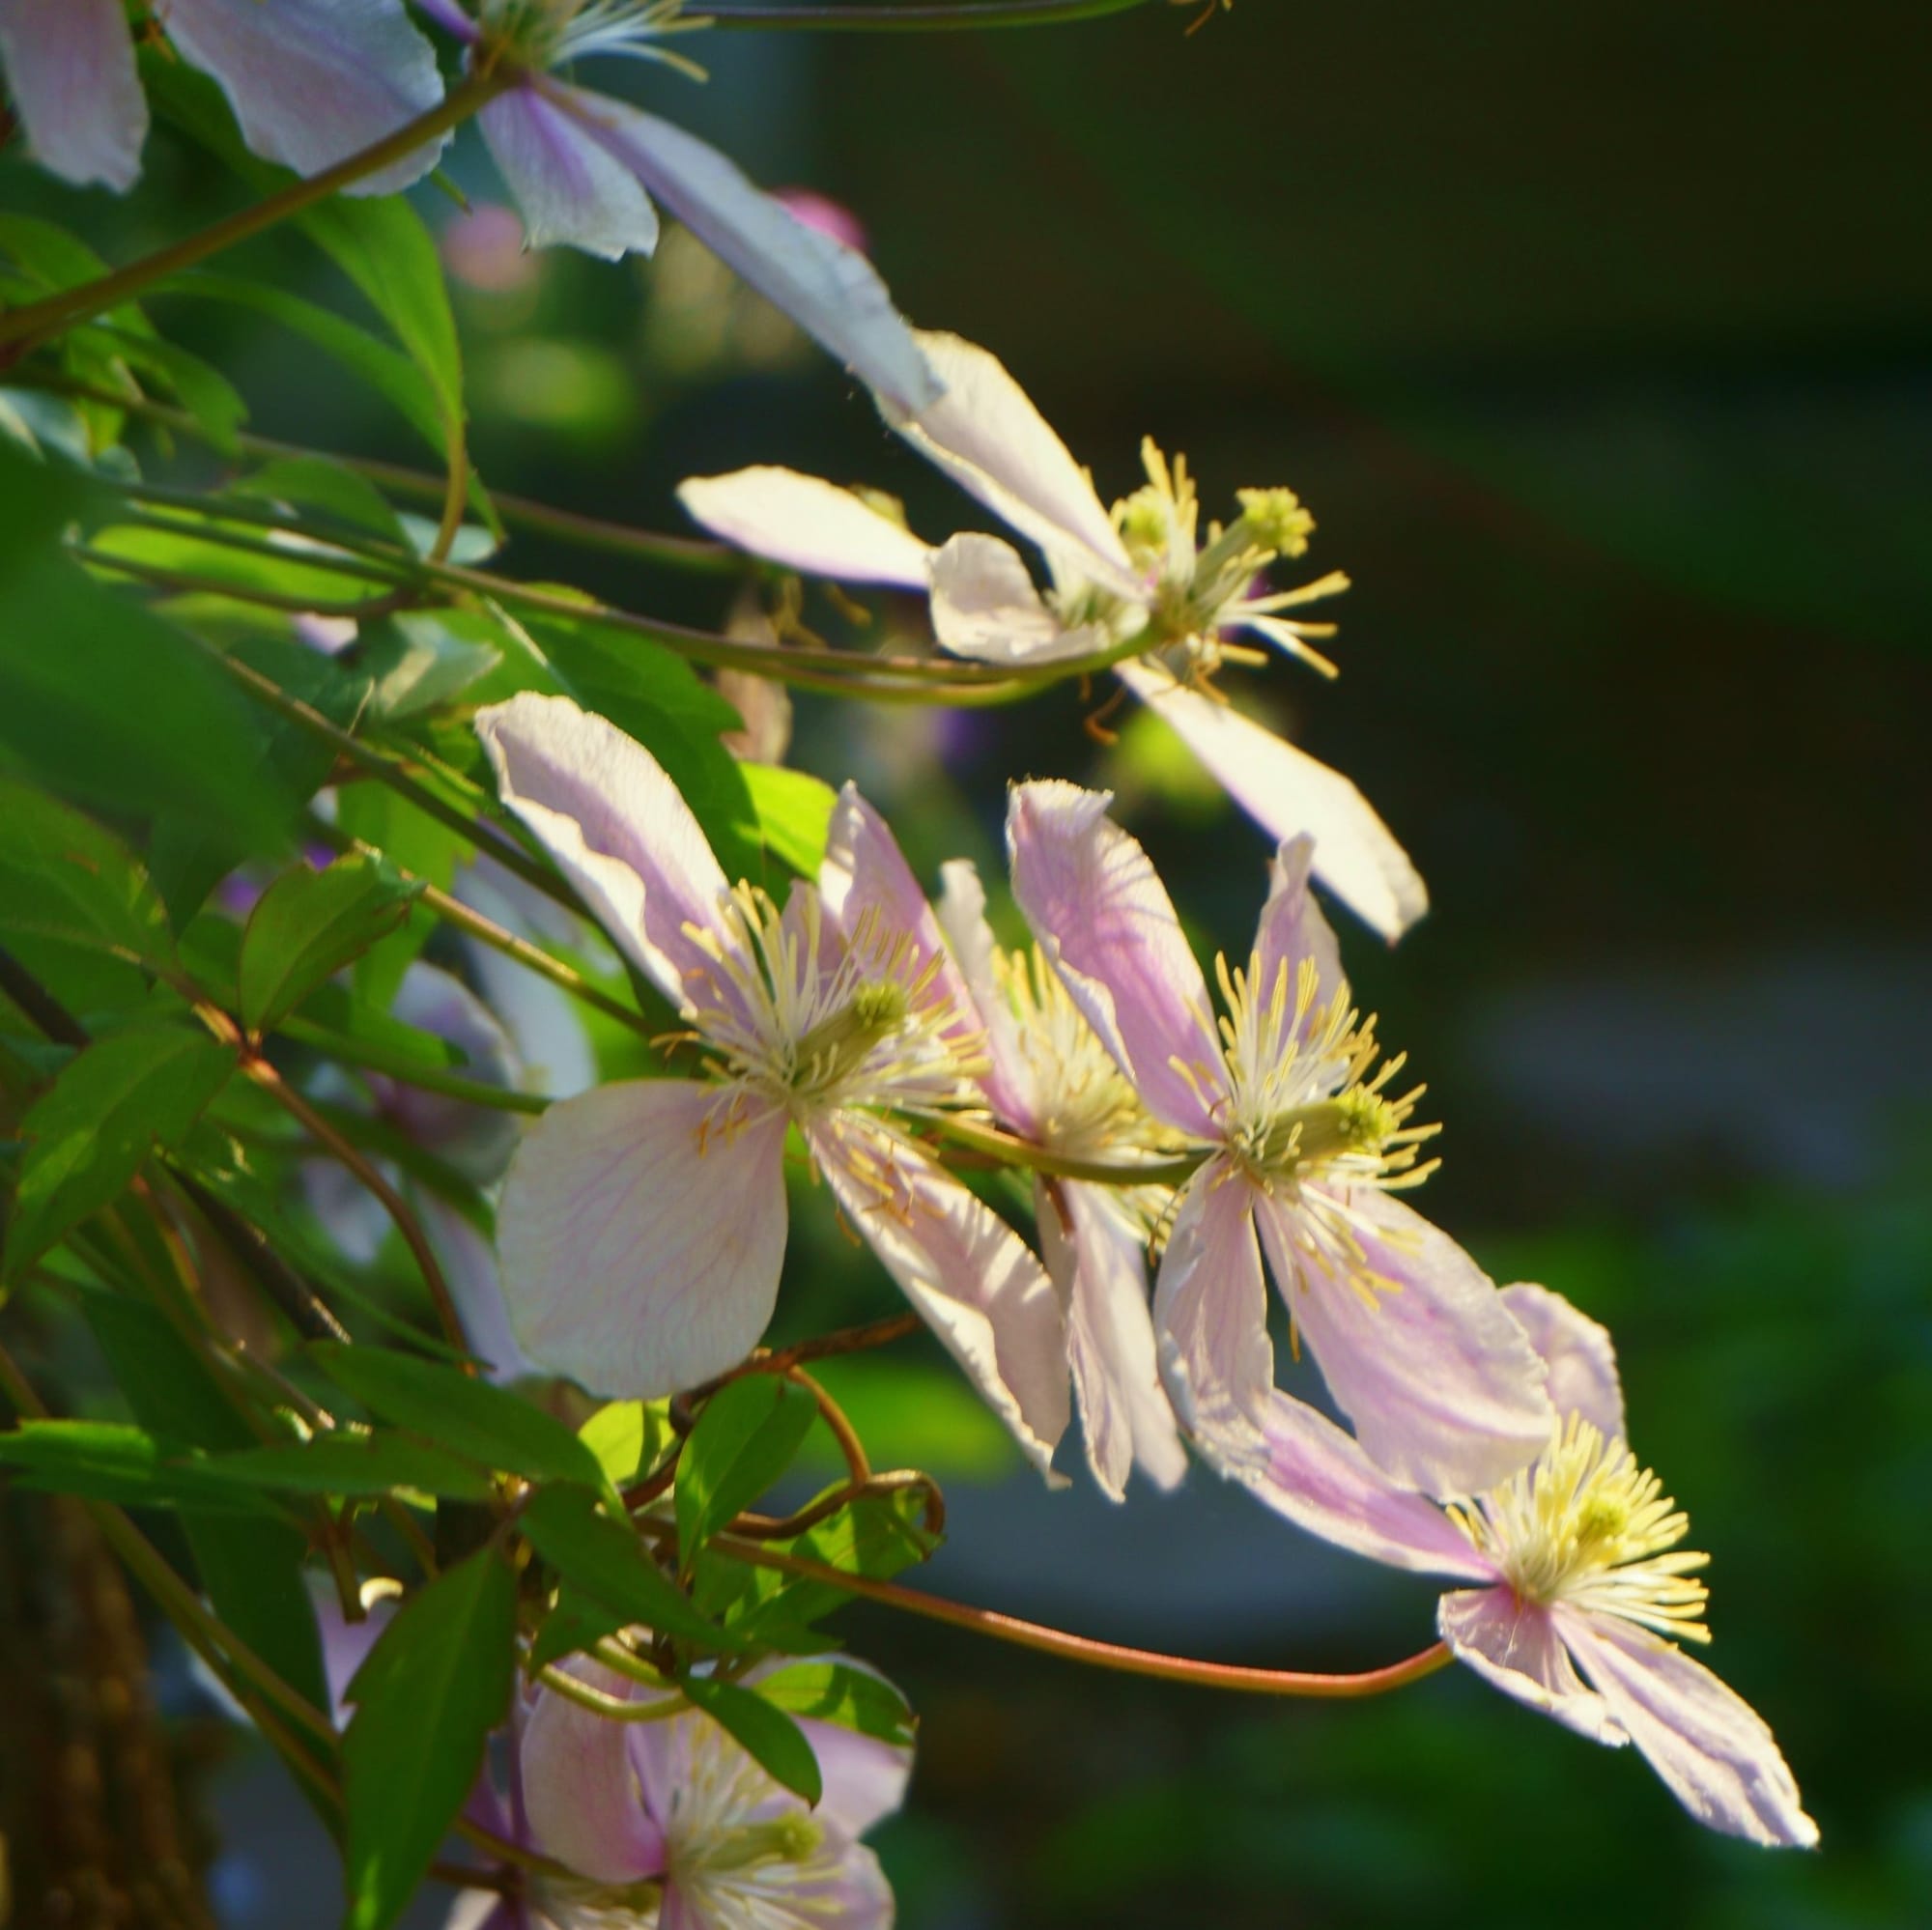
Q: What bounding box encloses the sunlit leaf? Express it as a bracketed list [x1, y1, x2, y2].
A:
[679, 1674, 822, 1805]
[676, 1375, 818, 1561]
[238, 854, 422, 1034]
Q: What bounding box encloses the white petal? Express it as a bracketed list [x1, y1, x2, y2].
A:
[1115, 661, 1429, 944]
[1250, 833, 1344, 1027]
[165, 0, 446, 196]
[927, 533, 1116, 666]
[522, 1666, 668, 1883]
[933, 858, 1037, 1132]
[497, 1081, 790, 1398]
[1500, 1282, 1626, 1441]
[479, 87, 659, 261]
[1560, 1609, 1819, 1847]
[1151, 1168, 1273, 1450]
[677, 468, 933, 587]
[0, 0, 146, 191]
[1438, 1590, 1625, 1743]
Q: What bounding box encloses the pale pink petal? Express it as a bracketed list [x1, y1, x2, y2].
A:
[751, 1658, 911, 1836]
[475, 693, 735, 1015]
[1040, 1178, 1185, 1500]
[771, 1842, 895, 1930]
[1151, 1168, 1273, 1450]
[812, 1121, 1068, 1478]
[1006, 780, 1222, 1138]
[1559, 1609, 1819, 1847]
[564, 89, 941, 416]
[478, 86, 659, 260]
[1499, 1282, 1625, 1441]
[165, 0, 446, 196]
[1250, 834, 1344, 1027]
[881, 331, 1141, 599]
[1256, 1189, 1552, 1497]
[415, 1191, 533, 1385]
[1226, 1393, 1499, 1581]
[927, 533, 1115, 666]
[1438, 1588, 1625, 1743]
[0, 0, 146, 191]
[522, 1668, 668, 1883]
[387, 962, 521, 1179]
[677, 468, 933, 587]
[933, 859, 1036, 1132]
[1115, 661, 1429, 944]
[309, 1574, 397, 1726]
[497, 1081, 790, 1398]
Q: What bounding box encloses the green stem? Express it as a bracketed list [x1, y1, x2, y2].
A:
[931, 1113, 1206, 1186]
[702, 0, 1157, 30]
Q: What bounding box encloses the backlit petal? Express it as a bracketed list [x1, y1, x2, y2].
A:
[0, 0, 146, 191]
[934, 858, 1036, 1132]
[678, 468, 933, 587]
[522, 1666, 668, 1883]
[1438, 1589, 1624, 1743]
[1251, 834, 1344, 1027]
[1499, 1282, 1625, 1442]
[479, 86, 659, 260]
[1151, 1168, 1273, 1450]
[927, 533, 1114, 666]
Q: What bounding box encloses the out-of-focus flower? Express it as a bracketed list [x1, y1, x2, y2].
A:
[412, 0, 940, 415]
[936, 860, 1185, 1500]
[678, 331, 1424, 942]
[0, 0, 446, 195]
[1228, 1282, 1818, 1849]
[1007, 779, 1550, 1497]
[440, 200, 544, 294]
[476, 693, 1068, 1470]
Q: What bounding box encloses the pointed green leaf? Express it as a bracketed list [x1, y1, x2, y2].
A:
[238, 855, 422, 1033]
[0, 780, 177, 971]
[754, 1660, 916, 1747]
[679, 1675, 822, 1804]
[196, 1433, 495, 1501]
[740, 764, 838, 878]
[676, 1375, 818, 1560]
[0, 1422, 274, 1512]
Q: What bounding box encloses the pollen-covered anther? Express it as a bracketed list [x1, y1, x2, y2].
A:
[1234, 486, 1316, 558]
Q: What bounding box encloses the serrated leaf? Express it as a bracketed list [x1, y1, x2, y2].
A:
[740, 763, 838, 878]
[679, 1674, 822, 1804]
[0, 779, 177, 971]
[238, 855, 421, 1033]
[195, 1433, 494, 1500]
[676, 1376, 818, 1562]
[0, 1421, 275, 1512]
[754, 1660, 916, 1747]
[342, 1548, 516, 1930]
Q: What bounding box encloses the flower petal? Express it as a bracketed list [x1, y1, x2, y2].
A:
[1007, 779, 1222, 1138]
[748, 1658, 912, 1837]
[475, 692, 733, 1014]
[415, 1191, 533, 1385]
[522, 1667, 668, 1884]
[0, 0, 146, 191]
[565, 90, 941, 415]
[1042, 1178, 1185, 1500]
[812, 1122, 1068, 1478]
[164, 0, 446, 196]
[927, 533, 1115, 666]
[677, 468, 933, 587]
[497, 1081, 790, 1398]
[880, 331, 1141, 599]
[1438, 1589, 1624, 1743]
[1559, 1609, 1819, 1847]
[1256, 1189, 1552, 1497]
[478, 86, 659, 260]
[1251, 834, 1344, 1026]
[934, 858, 1036, 1131]
[1500, 1282, 1625, 1441]
[1115, 661, 1429, 944]
[1151, 1168, 1273, 1450]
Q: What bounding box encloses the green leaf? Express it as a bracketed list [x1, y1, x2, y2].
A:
[740, 763, 838, 878]
[679, 1675, 822, 1805]
[195, 1433, 495, 1501]
[238, 855, 422, 1034]
[579, 1399, 671, 1491]
[360, 612, 502, 720]
[0, 779, 176, 971]
[309, 1344, 613, 1498]
[526, 1585, 630, 1673]
[231, 454, 405, 542]
[342, 1547, 517, 1930]
[3, 1024, 235, 1276]
[755, 1660, 917, 1747]
[91, 323, 247, 454]
[85, 522, 396, 607]
[677, 1376, 818, 1561]
[0, 1421, 275, 1512]
[520, 1486, 737, 1648]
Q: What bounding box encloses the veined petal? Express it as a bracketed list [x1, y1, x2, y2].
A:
[497, 1081, 790, 1398]
[934, 859, 1037, 1132]
[678, 468, 933, 587]
[881, 331, 1141, 600]
[563, 88, 941, 415]
[1115, 661, 1429, 945]
[1559, 1609, 1819, 1848]
[479, 86, 659, 260]
[1007, 779, 1223, 1138]
[0, 0, 146, 191]
[1251, 834, 1344, 1028]
[1499, 1282, 1625, 1442]
[164, 0, 446, 196]
[1043, 1178, 1185, 1500]
[1438, 1589, 1624, 1744]
[1256, 1189, 1552, 1498]
[812, 1121, 1068, 1478]
[928, 533, 1118, 667]
[1151, 1168, 1273, 1450]
[522, 1667, 668, 1884]
[476, 693, 735, 1015]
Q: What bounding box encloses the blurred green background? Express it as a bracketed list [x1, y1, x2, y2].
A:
[14, 1, 1931, 1923]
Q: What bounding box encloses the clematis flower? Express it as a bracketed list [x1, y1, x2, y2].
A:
[0, 0, 446, 195]
[476, 692, 1068, 1471]
[677, 330, 1424, 941]
[935, 860, 1186, 1500]
[1223, 1282, 1818, 1848]
[1007, 779, 1551, 1497]
[411, 1, 940, 414]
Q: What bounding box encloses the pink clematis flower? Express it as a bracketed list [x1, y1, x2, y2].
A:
[0, 0, 446, 195]
[935, 860, 1186, 1500]
[411, 1, 939, 415]
[1007, 779, 1551, 1497]
[1225, 1282, 1818, 1848]
[677, 330, 1424, 942]
[475, 693, 1067, 1471]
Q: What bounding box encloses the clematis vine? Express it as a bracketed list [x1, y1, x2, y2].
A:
[476, 692, 1068, 1469]
[0, 0, 446, 195]
[678, 330, 1424, 941]
[1222, 1282, 1818, 1848]
[935, 859, 1186, 1500]
[1007, 779, 1551, 1497]
[412, 0, 941, 413]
